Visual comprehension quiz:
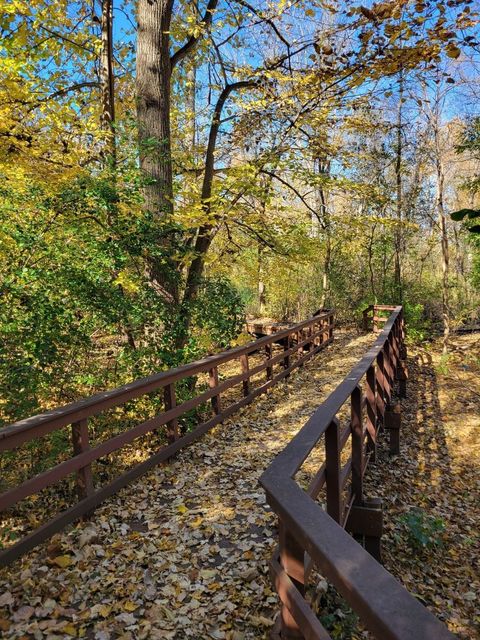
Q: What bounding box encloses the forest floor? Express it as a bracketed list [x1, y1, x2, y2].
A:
[0, 330, 478, 640]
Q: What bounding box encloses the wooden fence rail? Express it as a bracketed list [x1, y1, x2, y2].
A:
[0, 310, 334, 567]
[260, 305, 455, 640]
[362, 303, 395, 332]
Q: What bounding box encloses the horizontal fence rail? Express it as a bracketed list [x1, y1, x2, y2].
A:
[260, 306, 455, 640]
[0, 310, 334, 567]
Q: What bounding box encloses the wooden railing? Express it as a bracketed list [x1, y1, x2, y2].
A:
[260, 306, 455, 640]
[0, 310, 334, 567]
[362, 303, 396, 332]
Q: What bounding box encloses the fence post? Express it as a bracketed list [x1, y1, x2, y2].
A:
[284, 334, 291, 374]
[240, 354, 250, 396]
[351, 385, 364, 505]
[375, 351, 385, 429]
[164, 383, 179, 443]
[325, 418, 342, 524]
[366, 365, 377, 462]
[209, 366, 221, 415]
[297, 330, 304, 367]
[71, 419, 94, 502]
[363, 306, 371, 332]
[279, 521, 305, 639]
[383, 340, 392, 408]
[385, 403, 401, 456]
[396, 360, 408, 398]
[328, 313, 334, 341]
[307, 324, 312, 351]
[399, 311, 407, 360]
[265, 343, 273, 380]
[396, 317, 408, 398]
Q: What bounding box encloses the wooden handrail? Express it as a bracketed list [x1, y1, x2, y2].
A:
[260, 306, 455, 640]
[0, 310, 334, 449]
[0, 310, 335, 566]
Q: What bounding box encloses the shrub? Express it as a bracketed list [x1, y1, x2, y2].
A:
[399, 508, 446, 550]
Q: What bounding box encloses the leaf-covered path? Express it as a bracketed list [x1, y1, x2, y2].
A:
[0, 330, 375, 640]
[1, 331, 478, 639]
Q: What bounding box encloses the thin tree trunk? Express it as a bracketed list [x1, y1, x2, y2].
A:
[258, 245, 266, 314]
[315, 157, 331, 307]
[367, 225, 377, 301]
[433, 114, 450, 353]
[187, 62, 196, 153]
[321, 233, 331, 308]
[100, 0, 116, 165]
[394, 70, 404, 302]
[183, 81, 255, 305]
[99, 1, 135, 349]
[176, 81, 255, 347]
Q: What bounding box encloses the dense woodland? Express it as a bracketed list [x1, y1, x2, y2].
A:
[1, 0, 480, 426]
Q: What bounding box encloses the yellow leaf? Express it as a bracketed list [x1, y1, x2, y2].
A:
[52, 555, 73, 568]
[190, 516, 203, 528]
[63, 624, 77, 636]
[177, 503, 188, 514]
[446, 45, 461, 59]
[123, 601, 137, 612]
[98, 604, 111, 618]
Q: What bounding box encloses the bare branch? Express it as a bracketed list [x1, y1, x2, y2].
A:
[260, 169, 326, 228]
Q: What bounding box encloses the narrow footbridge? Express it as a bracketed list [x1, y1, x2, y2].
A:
[0, 307, 455, 639]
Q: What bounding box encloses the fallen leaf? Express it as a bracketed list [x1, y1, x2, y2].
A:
[52, 555, 74, 568]
[0, 591, 14, 607]
[123, 600, 137, 612]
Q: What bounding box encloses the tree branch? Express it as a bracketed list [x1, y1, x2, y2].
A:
[261, 169, 327, 228]
[232, 0, 291, 49]
[171, 0, 219, 69]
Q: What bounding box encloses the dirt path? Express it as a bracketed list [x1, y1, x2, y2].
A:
[0, 330, 375, 640]
[1, 331, 478, 640]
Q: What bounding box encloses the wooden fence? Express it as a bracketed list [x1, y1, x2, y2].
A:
[362, 303, 395, 332]
[0, 310, 334, 566]
[260, 305, 455, 640]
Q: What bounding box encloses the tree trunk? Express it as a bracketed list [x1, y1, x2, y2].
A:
[367, 225, 377, 301]
[183, 81, 254, 306]
[258, 245, 266, 314]
[100, 0, 115, 165]
[99, 1, 136, 349]
[315, 157, 331, 307]
[187, 62, 196, 153]
[136, 0, 173, 217]
[136, 0, 180, 302]
[435, 148, 450, 354]
[174, 81, 255, 347]
[320, 235, 331, 308]
[393, 70, 404, 302]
